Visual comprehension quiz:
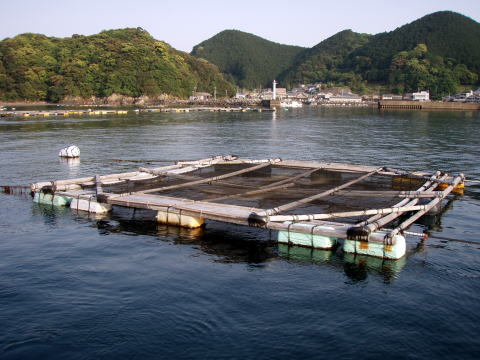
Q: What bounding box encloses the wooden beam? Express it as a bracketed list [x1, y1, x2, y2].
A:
[138, 167, 255, 190]
[30, 155, 234, 191]
[257, 168, 382, 216]
[331, 190, 442, 198]
[386, 174, 464, 240]
[203, 167, 324, 202]
[266, 204, 435, 222]
[140, 160, 278, 194]
[358, 172, 446, 232]
[175, 154, 237, 165]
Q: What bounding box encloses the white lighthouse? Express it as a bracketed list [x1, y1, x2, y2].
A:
[273, 80, 277, 100]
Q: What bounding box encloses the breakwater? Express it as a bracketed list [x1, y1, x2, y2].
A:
[379, 100, 480, 110]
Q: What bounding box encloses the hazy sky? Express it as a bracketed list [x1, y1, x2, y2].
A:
[1, 0, 479, 52]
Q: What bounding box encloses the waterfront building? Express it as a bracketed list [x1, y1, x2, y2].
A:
[329, 93, 362, 103]
[189, 92, 212, 101]
[411, 91, 430, 101]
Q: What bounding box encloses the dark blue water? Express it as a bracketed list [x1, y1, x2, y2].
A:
[1, 107, 479, 359]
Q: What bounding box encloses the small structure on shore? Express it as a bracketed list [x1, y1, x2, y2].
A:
[30, 155, 465, 260]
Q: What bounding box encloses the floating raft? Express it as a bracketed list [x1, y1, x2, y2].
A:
[0, 109, 129, 118]
[138, 107, 274, 113]
[0, 107, 273, 118]
[30, 155, 465, 260]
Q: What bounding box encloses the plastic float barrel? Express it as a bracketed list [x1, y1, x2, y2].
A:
[343, 235, 406, 260]
[436, 182, 464, 194]
[277, 222, 338, 250]
[156, 210, 204, 228]
[58, 145, 80, 158]
[33, 191, 72, 206]
[70, 196, 111, 214]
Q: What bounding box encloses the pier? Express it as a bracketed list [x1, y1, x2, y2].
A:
[379, 100, 480, 110]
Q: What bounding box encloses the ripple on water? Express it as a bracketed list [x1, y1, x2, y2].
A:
[1, 108, 480, 359]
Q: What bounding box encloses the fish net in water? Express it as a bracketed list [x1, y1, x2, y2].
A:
[101, 163, 423, 225]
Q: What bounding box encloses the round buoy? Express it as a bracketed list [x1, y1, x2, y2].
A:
[59, 145, 80, 158]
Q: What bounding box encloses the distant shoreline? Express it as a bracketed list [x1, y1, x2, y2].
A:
[2, 99, 478, 112]
[0, 98, 261, 108]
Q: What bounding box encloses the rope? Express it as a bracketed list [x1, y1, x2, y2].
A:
[166, 206, 171, 224]
[287, 222, 293, 246]
[382, 229, 479, 246]
[310, 224, 321, 248]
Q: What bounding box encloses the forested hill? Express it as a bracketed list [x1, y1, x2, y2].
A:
[279, 30, 371, 88]
[0, 28, 235, 102]
[191, 30, 305, 89]
[344, 11, 480, 83]
[191, 11, 479, 99]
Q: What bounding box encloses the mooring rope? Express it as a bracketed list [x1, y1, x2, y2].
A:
[287, 222, 293, 246]
[382, 229, 479, 246]
[87, 195, 93, 213]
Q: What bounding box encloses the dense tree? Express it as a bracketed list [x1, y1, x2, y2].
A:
[387, 44, 477, 99]
[280, 30, 371, 88]
[0, 28, 235, 102]
[346, 11, 480, 82]
[191, 30, 305, 89]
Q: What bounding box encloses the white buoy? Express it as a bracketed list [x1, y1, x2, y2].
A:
[59, 145, 80, 158]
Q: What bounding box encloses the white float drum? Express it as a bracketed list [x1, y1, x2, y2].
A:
[58, 145, 80, 158]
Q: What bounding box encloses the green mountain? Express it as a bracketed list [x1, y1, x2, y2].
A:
[0, 28, 235, 102]
[345, 11, 480, 82]
[191, 11, 479, 98]
[288, 11, 479, 97]
[191, 30, 305, 89]
[279, 30, 371, 88]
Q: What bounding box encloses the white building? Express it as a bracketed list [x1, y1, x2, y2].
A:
[409, 91, 430, 101]
[381, 94, 403, 100]
[442, 90, 476, 103]
[329, 93, 362, 103]
[189, 92, 211, 101]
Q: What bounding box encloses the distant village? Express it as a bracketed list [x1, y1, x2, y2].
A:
[190, 82, 480, 106]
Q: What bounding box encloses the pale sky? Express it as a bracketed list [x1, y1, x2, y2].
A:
[1, 0, 479, 52]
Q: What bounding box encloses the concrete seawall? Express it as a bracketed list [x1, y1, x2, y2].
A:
[379, 100, 480, 111]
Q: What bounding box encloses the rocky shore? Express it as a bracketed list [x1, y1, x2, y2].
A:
[1, 94, 262, 108]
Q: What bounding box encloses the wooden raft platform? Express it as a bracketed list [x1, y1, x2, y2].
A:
[30, 155, 465, 259]
[0, 107, 274, 118]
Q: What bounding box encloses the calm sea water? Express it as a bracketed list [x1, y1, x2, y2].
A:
[0, 107, 479, 359]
